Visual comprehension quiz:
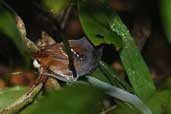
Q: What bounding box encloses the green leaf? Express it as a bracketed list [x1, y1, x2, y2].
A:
[0, 2, 31, 65]
[161, 0, 171, 43]
[43, 0, 70, 16]
[78, 0, 122, 50]
[0, 87, 28, 112]
[20, 84, 104, 114]
[109, 14, 156, 100]
[147, 90, 169, 114]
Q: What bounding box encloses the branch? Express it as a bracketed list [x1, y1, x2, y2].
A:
[0, 83, 43, 114]
[16, 16, 39, 52]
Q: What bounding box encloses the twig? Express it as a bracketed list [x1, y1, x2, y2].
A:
[60, 6, 73, 30]
[99, 106, 117, 114]
[0, 1, 39, 52]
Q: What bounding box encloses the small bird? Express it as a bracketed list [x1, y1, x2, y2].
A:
[32, 37, 102, 82]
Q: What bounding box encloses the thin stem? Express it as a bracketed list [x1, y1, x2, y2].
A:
[99, 105, 117, 114]
[99, 61, 131, 91]
[60, 6, 73, 30]
[59, 33, 77, 78]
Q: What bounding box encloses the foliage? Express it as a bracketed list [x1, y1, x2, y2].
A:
[78, 0, 156, 100]
[20, 84, 104, 114]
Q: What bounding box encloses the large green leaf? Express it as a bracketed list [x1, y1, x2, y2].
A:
[20, 84, 104, 114]
[78, 0, 122, 50]
[78, 0, 155, 101]
[0, 2, 31, 65]
[161, 0, 171, 43]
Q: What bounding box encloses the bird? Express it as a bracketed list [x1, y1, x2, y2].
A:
[32, 37, 102, 82]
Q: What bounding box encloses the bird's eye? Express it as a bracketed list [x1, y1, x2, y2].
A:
[33, 59, 41, 69]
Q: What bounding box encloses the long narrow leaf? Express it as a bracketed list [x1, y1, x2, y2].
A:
[109, 14, 156, 100]
[86, 76, 152, 114]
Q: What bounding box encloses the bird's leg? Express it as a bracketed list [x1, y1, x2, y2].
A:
[26, 67, 48, 95]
